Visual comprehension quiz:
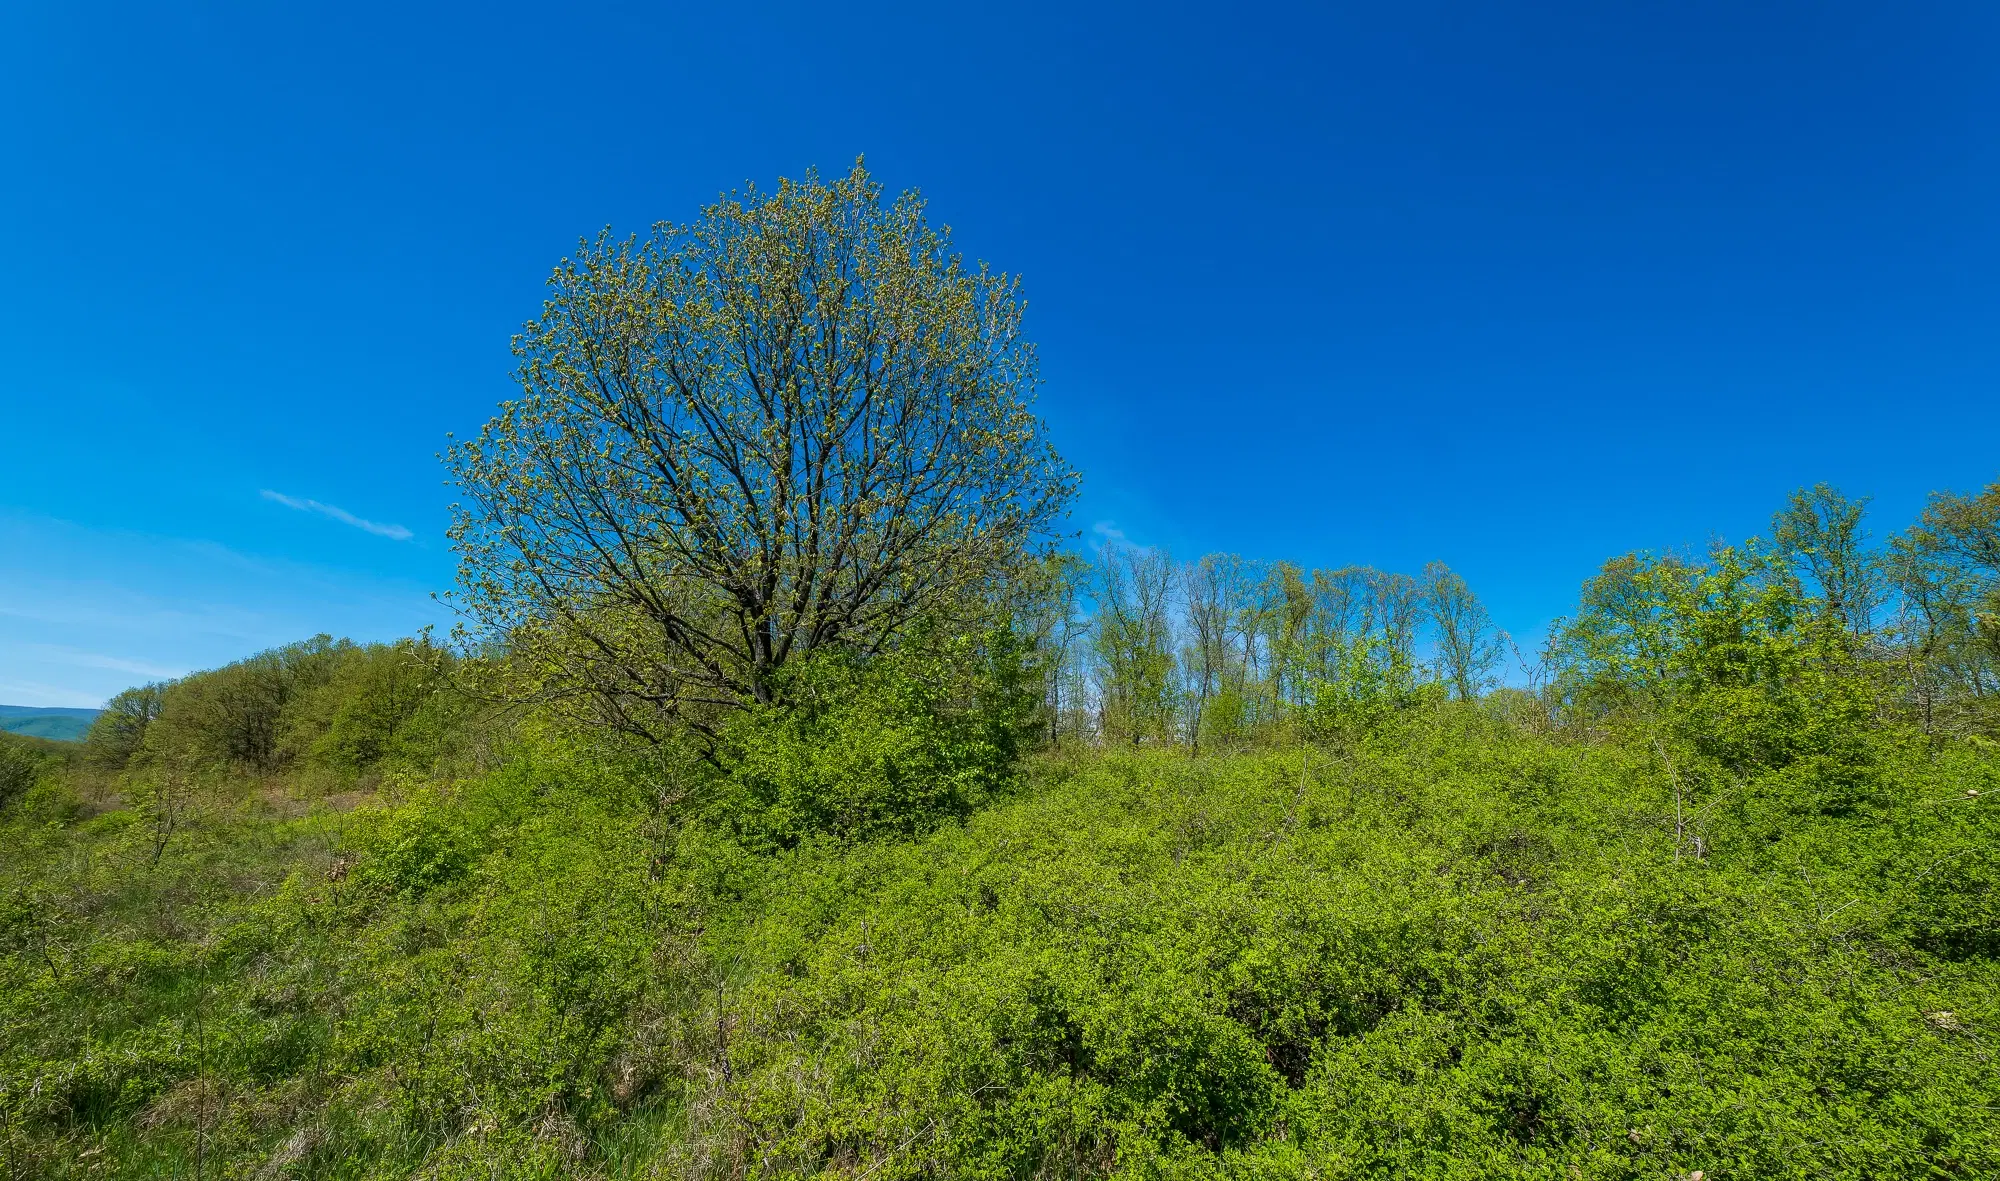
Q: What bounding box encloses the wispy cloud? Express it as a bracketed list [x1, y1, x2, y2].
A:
[1091, 520, 1163, 555]
[29, 644, 184, 681]
[261, 490, 413, 541]
[1091, 520, 1131, 547]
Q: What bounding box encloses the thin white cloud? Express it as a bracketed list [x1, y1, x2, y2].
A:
[1090, 520, 1162, 556]
[28, 644, 184, 681]
[261, 490, 413, 541]
[0, 597, 271, 643]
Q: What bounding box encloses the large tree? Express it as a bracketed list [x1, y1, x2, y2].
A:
[447, 162, 1076, 745]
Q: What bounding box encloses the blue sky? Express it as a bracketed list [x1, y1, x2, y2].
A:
[2, 1, 1997, 707]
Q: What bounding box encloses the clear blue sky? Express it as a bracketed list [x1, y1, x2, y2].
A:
[3, 1, 1996, 707]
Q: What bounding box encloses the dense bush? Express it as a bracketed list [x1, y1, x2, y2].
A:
[7, 482, 1999, 1176]
[3, 702, 1994, 1178]
[0, 730, 70, 810]
[672, 724, 1997, 1178]
[709, 626, 1041, 848]
[1553, 543, 1874, 777]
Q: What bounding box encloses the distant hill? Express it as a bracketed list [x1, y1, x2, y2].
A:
[0, 705, 100, 743]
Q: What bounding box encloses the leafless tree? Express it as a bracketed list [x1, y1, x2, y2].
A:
[1182, 554, 1244, 750]
[1423, 561, 1501, 700]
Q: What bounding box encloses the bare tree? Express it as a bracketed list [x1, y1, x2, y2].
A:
[1368, 569, 1426, 675]
[1230, 560, 1273, 729]
[140, 757, 197, 865]
[1304, 567, 1370, 681]
[1883, 537, 1963, 733]
[447, 162, 1077, 747]
[1015, 553, 1092, 744]
[1094, 545, 1178, 744]
[1182, 554, 1244, 750]
[1422, 561, 1501, 700]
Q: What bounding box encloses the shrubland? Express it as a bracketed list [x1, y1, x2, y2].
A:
[4, 501, 1999, 1178]
[5, 164, 1997, 1176]
[0, 729, 73, 813]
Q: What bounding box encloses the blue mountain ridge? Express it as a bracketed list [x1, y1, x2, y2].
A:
[0, 705, 101, 743]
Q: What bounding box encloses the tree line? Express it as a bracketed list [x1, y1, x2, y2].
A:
[1015, 548, 1505, 750]
[86, 634, 468, 779]
[1010, 480, 2000, 763]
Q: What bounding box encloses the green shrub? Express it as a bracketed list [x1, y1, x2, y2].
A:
[710, 627, 1039, 848]
[652, 716, 1998, 1178]
[0, 730, 70, 812]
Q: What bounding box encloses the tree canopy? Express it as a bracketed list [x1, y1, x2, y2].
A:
[448, 161, 1075, 746]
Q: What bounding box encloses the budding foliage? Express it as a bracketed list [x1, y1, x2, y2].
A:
[447, 161, 1076, 747]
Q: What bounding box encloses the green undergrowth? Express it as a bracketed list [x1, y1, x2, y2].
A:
[3, 711, 1997, 1178]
